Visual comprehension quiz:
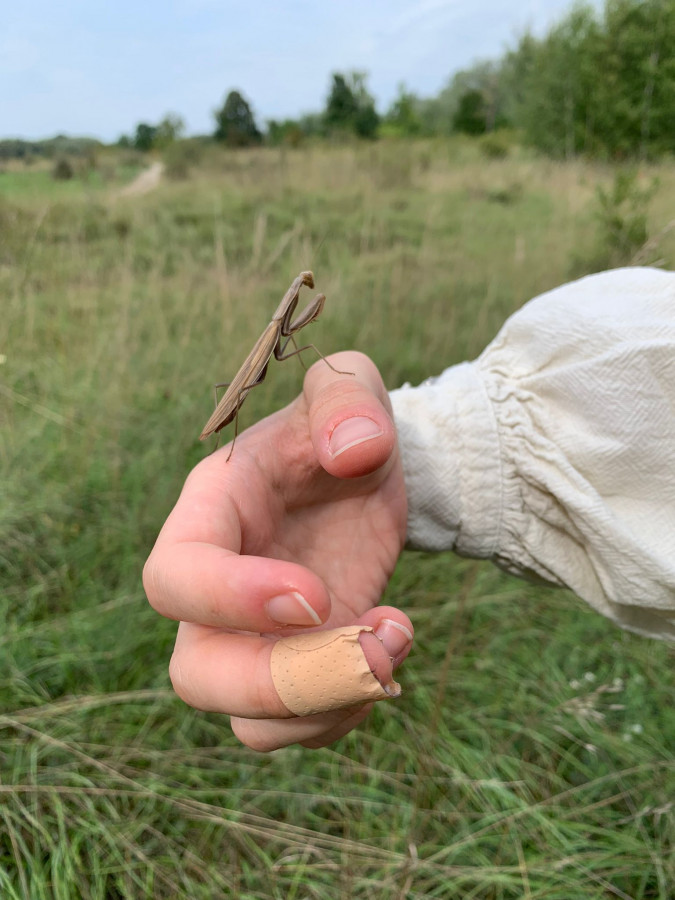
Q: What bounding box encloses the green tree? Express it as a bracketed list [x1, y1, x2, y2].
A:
[324, 72, 379, 139]
[503, 0, 675, 158]
[214, 91, 262, 147]
[354, 102, 379, 139]
[297, 113, 324, 137]
[134, 123, 157, 152]
[266, 119, 305, 147]
[325, 74, 358, 130]
[598, 0, 675, 157]
[446, 60, 507, 132]
[403, 59, 510, 138]
[453, 89, 488, 135]
[384, 84, 422, 136]
[154, 113, 186, 149]
[413, 95, 453, 136]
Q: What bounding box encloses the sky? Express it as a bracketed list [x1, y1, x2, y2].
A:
[1, 0, 603, 143]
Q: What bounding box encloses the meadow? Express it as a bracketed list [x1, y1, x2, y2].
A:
[0, 139, 673, 898]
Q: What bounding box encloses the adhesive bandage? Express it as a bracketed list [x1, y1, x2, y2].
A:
[270, 625, 401, 717]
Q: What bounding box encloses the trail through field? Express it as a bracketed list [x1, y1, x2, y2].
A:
[117, 161, 164, 197]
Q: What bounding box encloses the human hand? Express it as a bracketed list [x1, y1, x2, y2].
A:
[143, 351, 413, 751]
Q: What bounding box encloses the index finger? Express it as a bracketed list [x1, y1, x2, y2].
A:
[143, 453, 332, 628]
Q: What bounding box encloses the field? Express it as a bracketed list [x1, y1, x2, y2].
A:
[1, 140, 674, 898]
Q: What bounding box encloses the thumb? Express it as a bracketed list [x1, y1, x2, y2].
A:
[303, 351, 397, 479]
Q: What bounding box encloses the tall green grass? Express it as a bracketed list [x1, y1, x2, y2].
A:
[1, 141, 673, 898]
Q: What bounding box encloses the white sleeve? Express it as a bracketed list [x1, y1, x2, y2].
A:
[389, 267, 675, 641]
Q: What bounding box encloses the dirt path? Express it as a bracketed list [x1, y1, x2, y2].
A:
[117, 161, 164, 198]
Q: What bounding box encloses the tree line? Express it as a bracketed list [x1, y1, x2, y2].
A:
[0, 134, 100, 162]
[3, 0, 674, 162]
[130, 0, 675, 160]
[121, 72, 380, 153]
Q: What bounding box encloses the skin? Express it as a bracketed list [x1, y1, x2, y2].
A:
[143, 351, 412, 751]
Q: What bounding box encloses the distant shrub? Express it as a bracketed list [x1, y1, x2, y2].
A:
[571, 169, 660, 275]
[119, 149, 145, 168]
[112, 216, 132, 239]
[479, 132, 511, 159]
[164, 144, 190, 180]
[163, 140, 204, 180]
[595, 170, 658, 264]
[266, 120, 306, 147]
[485, 181, 523, 205]
[52, 158, 74, 180]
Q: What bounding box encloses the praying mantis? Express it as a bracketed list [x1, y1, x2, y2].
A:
[200, 271, 349, 458]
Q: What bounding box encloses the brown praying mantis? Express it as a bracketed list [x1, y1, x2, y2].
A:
[200, 271, 350, 459]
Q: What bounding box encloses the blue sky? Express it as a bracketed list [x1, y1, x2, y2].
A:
[1, 0, 602, 142]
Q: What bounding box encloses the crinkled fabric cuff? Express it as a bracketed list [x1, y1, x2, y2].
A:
[390, 362, 502, 556]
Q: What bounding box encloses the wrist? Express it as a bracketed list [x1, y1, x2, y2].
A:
[389, 362, 501, 557]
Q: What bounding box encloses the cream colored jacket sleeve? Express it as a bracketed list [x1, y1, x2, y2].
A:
[389, 267, 675, 641]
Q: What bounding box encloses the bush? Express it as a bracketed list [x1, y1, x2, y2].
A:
[163, 140, 205, 180]
[479, 132, 511, 159]
[487, 181, 523, 204]
[571, 169, 660, 275]
[595, 170, 658, 264]
[163, 144, 189, 180]
[52, 158, 75, 180]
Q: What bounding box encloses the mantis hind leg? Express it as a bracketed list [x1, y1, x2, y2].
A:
[224, 379, 263, 462]
[210, 382, 232, 450]
[223, 365, 270, 462]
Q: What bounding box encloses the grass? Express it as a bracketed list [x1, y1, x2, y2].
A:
[0, 139, 673, 898]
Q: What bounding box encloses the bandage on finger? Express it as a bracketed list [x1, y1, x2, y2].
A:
[270, 625, 402, 717]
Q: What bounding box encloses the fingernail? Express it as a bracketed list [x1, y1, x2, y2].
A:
[374, 618, 413, 660]
[267, 592, 322, 626]
[329, 417, 383, 458]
